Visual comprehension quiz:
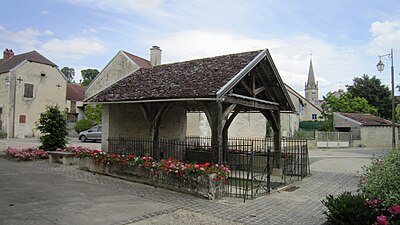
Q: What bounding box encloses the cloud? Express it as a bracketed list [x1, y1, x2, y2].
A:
[0, 25, 106, 62]
[41, 37, 106, 61]
[369, 20, 400, 54]
[153, 30, 363, 97]
[63, 0, 165, 14]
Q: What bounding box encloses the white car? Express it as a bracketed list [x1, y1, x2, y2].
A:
[79, 125, 102, 142]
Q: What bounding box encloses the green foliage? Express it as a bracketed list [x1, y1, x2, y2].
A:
[395, 104, 400, 123]
[85, 104, 102, 124]
[74, 118, 94, 133]
[0, 130, 7, 139]
[61, 66, 75, 82]
[35, 105, 68, 151]
[318, 115, 334, 131]
[321, 92, 378, 115]
[322, 192, 373, 225]
[81, 68, 99, 86]
[293, 129, 315, 139]
[358, 149, 400, 206]
[346, 74, 391, 119]
[299, 121, 321, 130]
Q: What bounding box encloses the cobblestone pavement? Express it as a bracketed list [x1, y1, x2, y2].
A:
[0, 141, 385, 225]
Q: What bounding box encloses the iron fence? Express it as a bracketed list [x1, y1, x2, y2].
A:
[108, 136, 309, 199]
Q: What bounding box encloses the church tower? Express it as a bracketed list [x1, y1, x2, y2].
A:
[305, 56, 319, 104]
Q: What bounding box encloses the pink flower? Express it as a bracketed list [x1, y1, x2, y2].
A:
[377, 215, 388, 225]
[389, 205, 400, 216]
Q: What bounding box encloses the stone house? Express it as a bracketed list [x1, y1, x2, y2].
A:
[85, 49, 294, 162]
[0, 49, 67, 138]
[66, 83, 85, 122]
[85, 46, 160, 99]
[334, 112, 399, 148]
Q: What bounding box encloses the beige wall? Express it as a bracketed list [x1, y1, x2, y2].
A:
[359, 126, 398, 148]
[9, 62, 66, 138]
[86, 52, 140, 98]
[187, 111, 298, 138]
[102, 103, 187, 151]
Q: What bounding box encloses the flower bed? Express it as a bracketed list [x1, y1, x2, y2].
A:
[76, 149, 230, 200]
[4, 147, 48, 160]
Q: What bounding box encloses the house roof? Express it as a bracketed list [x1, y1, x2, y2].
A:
[0, 50, 57, 74]
[122, 51, 151, 68]
[337, 112, 393, 126]
[86, 49, 294, 111]
[284, 84, 323, 113]
[67, 83, 86, 101]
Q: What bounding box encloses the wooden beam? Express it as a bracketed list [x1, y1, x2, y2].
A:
[225, 95, 279, 111]
[240, 80, 252, 96]
[254, 86, 266, 96]
[254, 66, 277, 102]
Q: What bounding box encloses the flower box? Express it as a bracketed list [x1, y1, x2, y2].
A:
[78, 157, 226, 200]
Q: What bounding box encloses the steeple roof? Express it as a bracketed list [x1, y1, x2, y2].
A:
[306, 58, 316, 87]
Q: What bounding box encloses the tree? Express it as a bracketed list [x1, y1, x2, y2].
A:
[74, 104, 102, 133]
[35, 105, 68, 151]
[61, 67, 75, 82]
[81, 68, 99, 86]
[321, 92, 378, 115]
[346, 74, 391, 119]
[320, 92, 378, 131]
[85, 104, 102, 124]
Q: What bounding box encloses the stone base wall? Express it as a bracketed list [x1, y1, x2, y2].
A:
[79, 157, 225, 200]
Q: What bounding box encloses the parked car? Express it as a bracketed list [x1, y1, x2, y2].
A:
[79, 125, 102, 142]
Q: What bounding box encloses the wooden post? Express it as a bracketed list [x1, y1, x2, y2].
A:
[210, 102, 223, 163]
[260, 109, 281, 168]
[140, 103, 170, 160]
[273, 110, 281, 168]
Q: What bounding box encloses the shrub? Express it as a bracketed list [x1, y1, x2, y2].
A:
[299, 121, 321, 130]
[322, 192, 373, 224]
[358, 149, 400, 207]
[35, 105, 68, 151]
[74, 118, 94, 133]
[0, 130, 7, 139]
[293, 129, 315, 139]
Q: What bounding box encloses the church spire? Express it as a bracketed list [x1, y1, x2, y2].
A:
[306, 55, 317, 88]
[305, 54, 319, 104]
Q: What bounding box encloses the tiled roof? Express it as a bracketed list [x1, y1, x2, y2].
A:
[123, 51, 151, 68]
[67, 83, 86, 101]
[338, 112, 393, 126]
[0, 50, 57, 74]
[86, 50, 262, 103]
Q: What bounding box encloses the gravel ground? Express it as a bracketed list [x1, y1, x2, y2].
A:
[129, 209, 246, 225]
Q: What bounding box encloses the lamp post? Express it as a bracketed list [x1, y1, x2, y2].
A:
[377, 49, 396, 149]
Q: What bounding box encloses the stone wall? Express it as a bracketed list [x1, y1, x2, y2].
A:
[360, 126, 398, 148]
[102, 103, 187, 151]
[79, 157, 225, 200]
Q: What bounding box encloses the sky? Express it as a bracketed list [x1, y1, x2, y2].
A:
[1, 0, 400, 98]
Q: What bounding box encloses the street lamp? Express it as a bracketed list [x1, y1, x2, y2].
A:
[377, 49, 396, 149]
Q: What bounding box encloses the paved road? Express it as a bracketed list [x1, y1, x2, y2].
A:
[0, 139, 387, 225]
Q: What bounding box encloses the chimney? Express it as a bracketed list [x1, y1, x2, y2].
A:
[3, 48, 14, 60]
[150, 46, 161, 66]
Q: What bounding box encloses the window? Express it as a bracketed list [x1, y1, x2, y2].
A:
[312, 114, 317, 120]
[24, 83, 34, 98]
[19, 115, 26, 124]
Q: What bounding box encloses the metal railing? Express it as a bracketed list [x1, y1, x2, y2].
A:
[108, 136, 309, 199]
